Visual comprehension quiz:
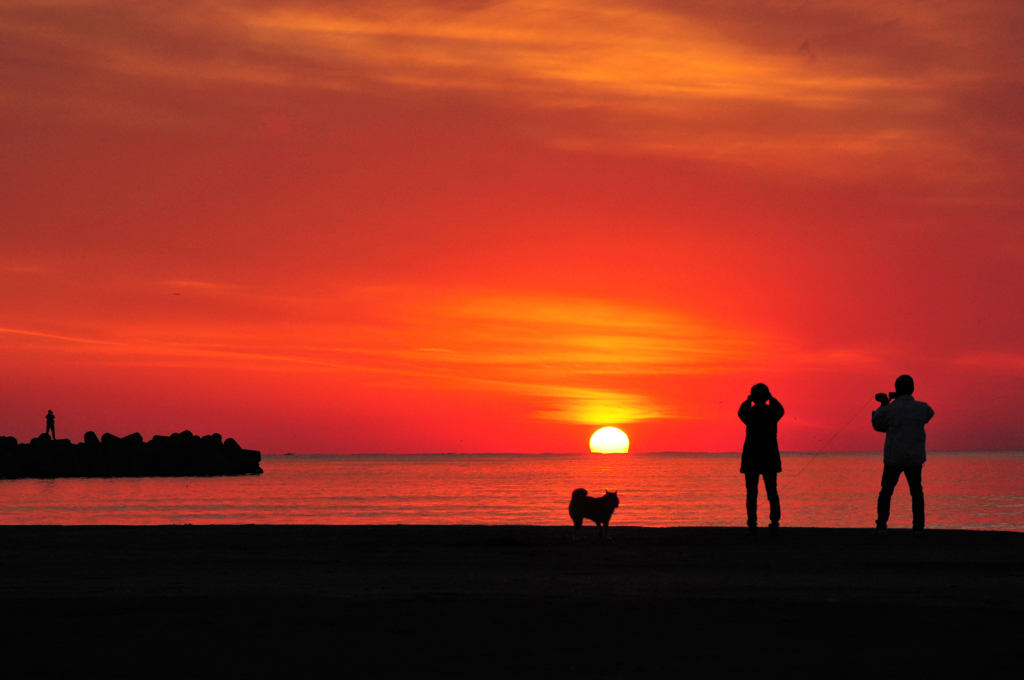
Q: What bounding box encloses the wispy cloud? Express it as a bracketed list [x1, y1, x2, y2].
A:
[2, 1, 1022, 184]
[0, 290, 757, 423]
[955, 352, 1024, 374]
[0, 263, 49, 274]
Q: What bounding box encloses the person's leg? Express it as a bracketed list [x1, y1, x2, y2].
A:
[876, 465, 902, 529]
[745, 473, 759, 528]
[763, 472, 780, 529]
[904, 465, 925, 531]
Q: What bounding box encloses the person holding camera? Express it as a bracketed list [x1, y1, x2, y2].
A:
[738, 383, 785, 536]
[871, 374, 934, 534]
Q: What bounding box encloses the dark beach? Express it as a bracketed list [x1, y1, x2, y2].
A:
[2, 525, 1022, 678]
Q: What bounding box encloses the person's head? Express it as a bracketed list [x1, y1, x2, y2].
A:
[894, 374, 914, 397]
[750, 383, 771, 403]
[47, 410, 53, 415]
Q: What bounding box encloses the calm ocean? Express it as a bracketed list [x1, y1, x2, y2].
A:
[1, 452, 1022, 530]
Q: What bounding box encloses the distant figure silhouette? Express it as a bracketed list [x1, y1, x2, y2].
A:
[872, 375, 934, 534]
[738, 384, 784, 536]
[45, 410, 55, 439]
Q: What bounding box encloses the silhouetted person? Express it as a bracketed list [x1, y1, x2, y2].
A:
[45, 410, 55, 439]
[872, 375, 934, 534]
[739, 383, 784, 536]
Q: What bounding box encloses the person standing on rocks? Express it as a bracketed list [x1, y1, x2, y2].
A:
[738, 383, 785, 537]
[45, 410, 55, 439]
[872, 374, 934, 534]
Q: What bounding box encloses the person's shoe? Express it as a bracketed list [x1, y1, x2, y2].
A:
[769, 524, 779, 537]
[913, 528, 925, 536]
[746, 526, 758, 537]
[874, 525, 887, 536]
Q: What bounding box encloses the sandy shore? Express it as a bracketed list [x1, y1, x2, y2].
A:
[1, 525, 1022, 677]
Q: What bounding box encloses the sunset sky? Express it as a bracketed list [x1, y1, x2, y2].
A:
[2, 0, 1022, 453]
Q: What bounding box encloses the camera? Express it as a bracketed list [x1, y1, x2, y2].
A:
[875, 392, 898, 405]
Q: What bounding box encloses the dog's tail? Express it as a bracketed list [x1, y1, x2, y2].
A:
[571, 488, 589, 504]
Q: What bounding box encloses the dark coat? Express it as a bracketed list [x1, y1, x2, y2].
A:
[739, 398, 784, 474]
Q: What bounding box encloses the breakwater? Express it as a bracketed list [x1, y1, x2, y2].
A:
[0, 431, 262, 478]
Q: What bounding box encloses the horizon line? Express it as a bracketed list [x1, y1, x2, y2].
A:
[268, 450, 1024, 456]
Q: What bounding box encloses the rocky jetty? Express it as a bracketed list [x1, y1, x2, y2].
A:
[0, 431, 262, 478]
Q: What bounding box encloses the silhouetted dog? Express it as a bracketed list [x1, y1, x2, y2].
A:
[569, 488, 619, 540]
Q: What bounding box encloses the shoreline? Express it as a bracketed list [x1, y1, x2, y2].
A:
[1, 525, 1022, 676]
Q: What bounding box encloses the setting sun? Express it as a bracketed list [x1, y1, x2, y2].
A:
[590, 427, 629, 454]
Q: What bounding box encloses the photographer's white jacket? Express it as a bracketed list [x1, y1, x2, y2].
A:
[871, 395, 935, 466]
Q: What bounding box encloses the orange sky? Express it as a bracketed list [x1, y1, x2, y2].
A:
[2, 1, 1022, 452]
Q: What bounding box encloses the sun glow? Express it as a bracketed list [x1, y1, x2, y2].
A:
[589, 426, 629, 454]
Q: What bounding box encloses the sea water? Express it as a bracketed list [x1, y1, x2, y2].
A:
[0, 452, 1022, 530]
